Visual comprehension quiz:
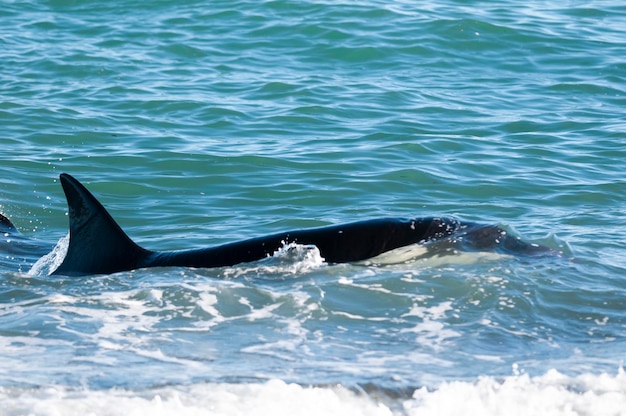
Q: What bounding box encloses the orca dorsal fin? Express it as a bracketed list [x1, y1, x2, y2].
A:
[51, 173, 152, 276]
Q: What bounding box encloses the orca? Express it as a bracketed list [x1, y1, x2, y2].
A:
[43, 173, 555, 277]
[0, 213, 18, 234]
[1, 212, 55, 274]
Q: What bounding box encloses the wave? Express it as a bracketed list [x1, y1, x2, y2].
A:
[1, 369, 624, 416]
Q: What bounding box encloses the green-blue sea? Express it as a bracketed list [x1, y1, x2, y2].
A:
[1, 1, 625, 414]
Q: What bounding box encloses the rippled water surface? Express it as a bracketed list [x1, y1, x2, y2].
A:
[1, 1, 625, 414]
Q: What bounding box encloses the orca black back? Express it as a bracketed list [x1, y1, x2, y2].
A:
[50, 174, 556, 277]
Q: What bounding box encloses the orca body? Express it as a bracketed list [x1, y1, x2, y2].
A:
[0, 213, 18, 234]
[46, 173, 555, 277]
[1, 212, 52, 260]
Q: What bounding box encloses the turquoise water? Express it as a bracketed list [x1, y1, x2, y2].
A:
[1, 1, 626, 414]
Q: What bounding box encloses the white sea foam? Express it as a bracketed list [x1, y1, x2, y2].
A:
[405, 368, 626, 416]
[1, 370, 625, 416]
[0, 380, 392, 416]
[400, 301, 460, 350]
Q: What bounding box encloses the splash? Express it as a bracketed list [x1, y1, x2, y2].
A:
[269, 242, 326, 272]
[223, 242, 325, 279]
[28, 233, 69, 276]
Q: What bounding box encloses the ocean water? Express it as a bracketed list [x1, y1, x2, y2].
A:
[1, 0, 626, 414]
